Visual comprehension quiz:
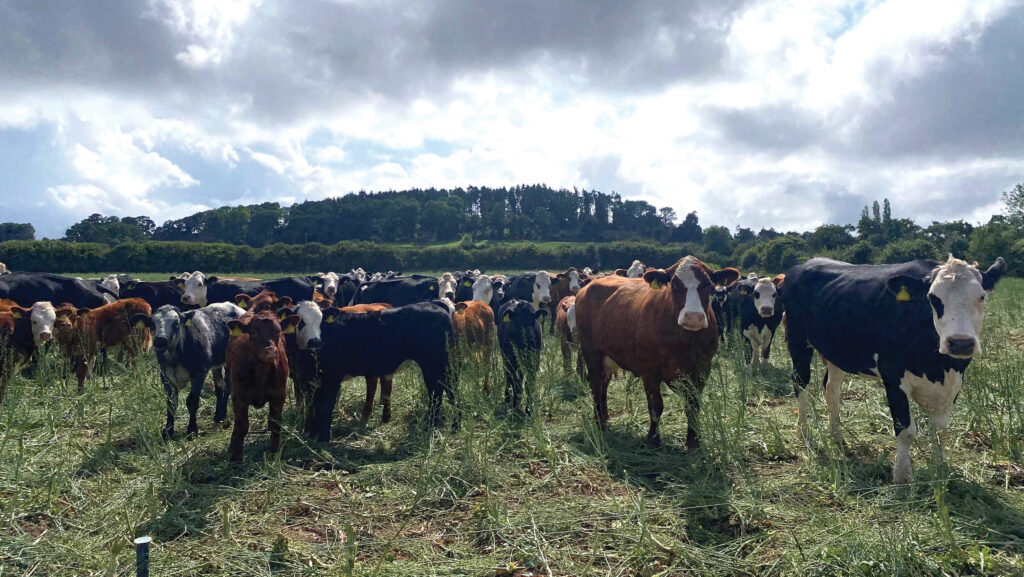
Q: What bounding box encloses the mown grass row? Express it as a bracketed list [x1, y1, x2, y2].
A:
[1, 279, 1023, 576]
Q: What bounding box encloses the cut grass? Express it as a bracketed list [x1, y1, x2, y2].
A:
[1, 280, 1023, 576]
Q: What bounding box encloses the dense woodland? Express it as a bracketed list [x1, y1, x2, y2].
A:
[1, 184, 1022, 274]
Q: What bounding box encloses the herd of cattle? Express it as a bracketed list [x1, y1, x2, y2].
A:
[0, 253, 1007, 483]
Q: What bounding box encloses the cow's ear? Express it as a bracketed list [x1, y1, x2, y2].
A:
[886, 274, 928, 302]
[550, 275, 560, 285]
[981, 257, 1006, 292]
[454, 302, 470, 314]
[228, 320, 247, 338]
[9, 306, 28, 319]
[614, 269, 627, 277]
[281, 315, 301, 334]
[642, 269, 672, 290]
[322, 307, 340, 324]
[169, 275, 179, 281]
[206, 276, 218, 285]
[772, 274, 785, 288]
[274, 297, 293, 309]
[710, 267, 741, 287]
[76, 308, 91, 318]
[235, 294, 251, 309]
[317, 272, 325, 278]
[534, 309, 549, 320]
[130, 313, 153, 329]
[580, 278, 593, 287]
[278, 307, 294, 321]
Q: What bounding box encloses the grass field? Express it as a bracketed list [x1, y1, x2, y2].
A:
[1, 279, 1023, 576]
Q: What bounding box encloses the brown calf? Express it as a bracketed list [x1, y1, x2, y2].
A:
[576, 256, 740, 449]
[555, 296, 585, 380]
[226, 310, 297, 461]
[451, 300, 496, 392]
[235, 290, 290, 314]
[54, 298, 153, 392]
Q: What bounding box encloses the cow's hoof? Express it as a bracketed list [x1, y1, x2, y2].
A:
[161, 428, 174, 441]
[645, 435, 661, 449]
[686, 443, 701, 456]
[381, 412, 392, 424]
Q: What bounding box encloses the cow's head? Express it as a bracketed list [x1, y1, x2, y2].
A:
[317, 272, 340, 298]
[235, 290, 278, 313]
[471, 275, 493, 303]
[437, 272, 458, 300]
[229, 311, 293, 363]
[533, 272, 554, 305]
[135, 305, 182, 351]
[180, 271, 216, 306]
[889, 255, 1005, 359]
[500, 298, 547, 330]
[582, 267, 593, 278]
[643, 257, 740, 331]
[99, 274, 119, 298]
[627, 260, 646, 278]
[287, 300, 323, 350]
[752, 277, 782, 318]
[491, 275, 508, 302]
[558, 268, 582, 293]
[10, 302, 57, 346]
[350, 268, 367, 283]
[53, 304, 81, 345]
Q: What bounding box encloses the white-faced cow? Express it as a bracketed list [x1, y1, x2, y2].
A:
[784, 256, 1006, 483]
[577, 256, 740, 449]
[740, 275, 785, 369]
[180, 271, 316, 308]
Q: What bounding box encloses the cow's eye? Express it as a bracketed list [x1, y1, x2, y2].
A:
[753, 292, 760, 299]
[978, 295, 987, 304]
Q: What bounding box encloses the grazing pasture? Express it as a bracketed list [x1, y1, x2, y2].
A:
[1, 275, 1023, 576]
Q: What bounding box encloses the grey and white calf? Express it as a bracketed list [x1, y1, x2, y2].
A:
[784, 255, 1006, 483]
[626, 260, 646, 278]
[132, 302, 246, 438]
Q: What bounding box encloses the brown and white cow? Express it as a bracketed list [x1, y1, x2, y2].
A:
[451, 299, 496, 392]
[0, 302, 58, 403]
[226, 310, 298, 461]
[54, 298, 153, 392]
[546, 268, 589, 334]
[576, 256, 740, 449]
[555, 295, 585, 380]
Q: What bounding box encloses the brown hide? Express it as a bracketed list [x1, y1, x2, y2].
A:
[555, 295, 585, 379]
[61, 298, 152, 392]
[451, 300, 496, 392]
[0, 299, 17, 312]
[576, 256, 740, 449]
[226, 311, 291, 461]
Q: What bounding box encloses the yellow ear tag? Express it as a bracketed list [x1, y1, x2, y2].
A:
[229, 326, 243, 338]
[134, 321, 144, 329]
[279, 312, 287, 321]
[896, 286, 911, 302]
[502, 313, 511, 323]
[237, 300, 248, 309]
[184, 319, 191, 326]
[282, 324, 295, 334]
[463, 281, 472, 287]
[430, 285, 437, 292]
[11, 311, 21, 319]
[325, 315, 335, 324]
[650, 280, 661, 290]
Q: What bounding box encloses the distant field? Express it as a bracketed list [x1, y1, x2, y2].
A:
[1, 280, 1023, 575]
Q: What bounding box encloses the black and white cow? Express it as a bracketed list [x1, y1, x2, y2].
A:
[180, 272, 316, 307]
[0, 272, 115, 308]
[710, 286, 728, 343]
[504, 272, 556, 311]
[497, 299, 547, 414]
[131, 302, 246, 438]
[350, 275, 438, 307]
[307, 302, 456, 441]
[739, 276, 784, 368]
[784, 256, 1006, 483]
[722, 274, 758, 338]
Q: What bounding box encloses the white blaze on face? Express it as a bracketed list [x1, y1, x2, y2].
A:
[582, 267, 592, 277]
[567, 269, 581, 292]
[29, 302, 57, 346]
[437, 273, 458, 300]
[100, 274, 119, 297]
[928, 256, 988, 358]
[567, 304, 577, 336]
[295, 301, 323, 349]
[533, 272, 553, 307]
[319, 272, 340, 298]
[181, 271, 209, 306]
[674, 259, 708, 331]
[627, 260, 645, 278]
[471, 275, 493, 303]
[0, 262, 7, 274]
[351, 268, 367, 283]
[752, 278, 778, 318]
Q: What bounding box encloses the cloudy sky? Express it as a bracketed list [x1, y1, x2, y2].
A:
[1, 0, 1022, 239]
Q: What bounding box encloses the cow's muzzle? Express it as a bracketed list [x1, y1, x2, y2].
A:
[679, 311, 708, 331]
[945, 335, 977, 358]
[260, 346, 279, 362]
[540, 296, 551, 304]
[36, 331, 53, 344]
[444, 291, 455, 300]
[153, 336, 169, 349]
[759, 306, 774, 318]
[303, 337, 322, 351]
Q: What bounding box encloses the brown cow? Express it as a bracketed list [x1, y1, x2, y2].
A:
[226, 310, 298, 461]
[576, 256, 740, 449]
[0, 298, 17, 312]
[55, 298, 153, 392]
[235, 290, 290, 314]
[546, 268, 588, 334]
[312, 291, 333, 308]
[451, 300, 496, 392]
[555, 295, 585, 380]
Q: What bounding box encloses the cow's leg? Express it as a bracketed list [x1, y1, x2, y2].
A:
[823, 361, 846, 442]
[884, 382, 915, 484]
[642, 377, 664, 448]
[161, 371, 177, 439]
[524, 353, 539, 416]
[380, 375, 394, 423]
[548, 302, 557, 335]
[560, 339, 572, 375]
[229, 399, 250, 462]
[212, 367, 229, 425]
[268, 397, 283, 454]
[185, 374, 204, 437]
[742, 328, 755, 368]
[582, 347, 611, 430]
[362, 376, 378, 421]
[683, 373, 706, 452]
[74, 355, 89, 394]
[788, 332, 814, 434]
[313, 381, 341, 442]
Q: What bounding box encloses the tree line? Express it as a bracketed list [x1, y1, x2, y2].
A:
[0, 184, 1021, 275]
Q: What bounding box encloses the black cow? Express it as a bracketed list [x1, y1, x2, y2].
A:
[784, 256, 1006, 483]
[721, 275, 758, 338]
[497, 299, 546, 414]
[0, 272, 114, 308]
[739, 276, 784, 368]
[349, 275, 439, 307]
[120, 279, 187, 310]
[131, 302, 246, 438]
[181, 271, 316, 307]
[711, 286, 728, 343]
[308, 302, 456, 441]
